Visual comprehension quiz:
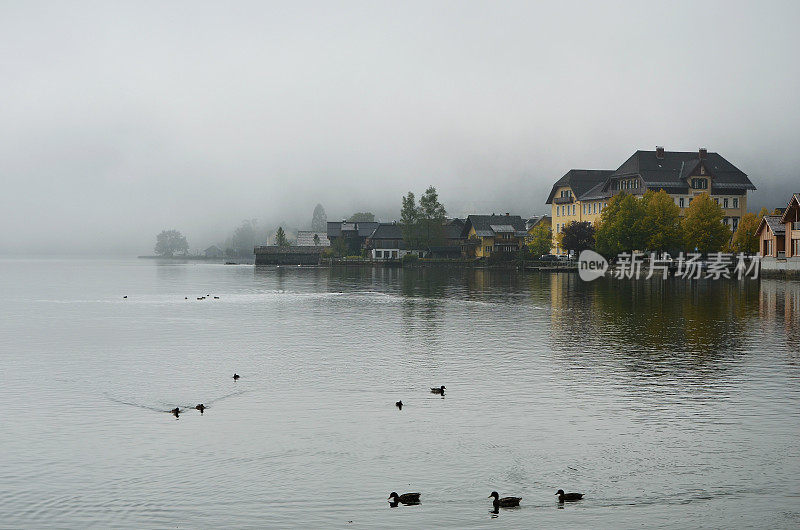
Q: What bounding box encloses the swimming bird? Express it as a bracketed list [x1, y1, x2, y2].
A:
[489, 491, 521, 508]
[430, 385, 445, 395]
[171, 407, 180, 417]
[395, 400, 403, 410]
[185, 297, 188, 300]
[388, 492, 420, 505]
[123, 296, 127, 299]
[555, 489, 584, 502]
[213, 296, 219, 299]
[195, 404, 205, 413]
[233, 373, 240, 380]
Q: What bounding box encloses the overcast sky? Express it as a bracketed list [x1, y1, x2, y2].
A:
[2, 0, 799, 253]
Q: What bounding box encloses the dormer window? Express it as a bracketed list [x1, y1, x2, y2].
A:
[691, 178, 708, 190]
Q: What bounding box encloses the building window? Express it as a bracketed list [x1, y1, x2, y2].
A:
[572, 205, 575, 215]
[732, 217, 739, 231]
[485, 246, 491, 254]
[766, 239, 773, 256]
[714, 198, 719, 205]
[688, 197, 693, 205]
[679, 198, 685, 208]
[794, 239, 800, 256]
[733, 198, 738, 208]
[691, 178, 708, 189]
[724, 198, 729, 208]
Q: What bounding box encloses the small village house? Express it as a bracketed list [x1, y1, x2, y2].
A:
[757, 193, 800, 261]
[327, 221, 379, 254]
[364, 223, 406, 260]
[756, 215, 786, 258]
[526, 215, 552, 238]
[781, 193, 800, 258]
[460, 214, 528, 258]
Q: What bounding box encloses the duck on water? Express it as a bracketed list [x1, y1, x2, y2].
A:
[430, 385, 445, 395]
[556, 489, 584, 502]
[489, 491, 521, 508]
[388, 492, 420, 506]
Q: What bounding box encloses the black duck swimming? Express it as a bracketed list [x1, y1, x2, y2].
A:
[489, 491, 521, 508]
[388, 492, 420, 505]
[556, 489, 584, 502]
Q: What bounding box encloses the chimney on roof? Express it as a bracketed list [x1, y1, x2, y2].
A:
[699, 147, 707, 159]
[656, 146, 665, 159]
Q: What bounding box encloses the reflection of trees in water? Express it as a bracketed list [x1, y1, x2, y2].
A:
[399, 269, 447, 350]
[548, 274, 762, 373]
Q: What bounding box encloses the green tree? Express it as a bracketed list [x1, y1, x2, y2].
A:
[347, 212, 375, 222]
[154, 229, 189, 257]
[331, 237, 348, 257]
[313, 233, 321, 246]
[558, 221, 595, 254]
[731, 211, 760, 254]
[418, 186, 447, 249]
[642, 189, 683, 253]
[527, 223, 552, 256]
[682, 192, 731, 254]
[400, 192, 420, 249]
[311, 204, 327, 231]
[595, 193, 647, 257]
[275, 226, 290, 247]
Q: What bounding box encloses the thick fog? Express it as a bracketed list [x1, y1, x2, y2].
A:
[1, 1, 799, 254]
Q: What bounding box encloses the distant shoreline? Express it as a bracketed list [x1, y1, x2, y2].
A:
[137, 255, 255, 264]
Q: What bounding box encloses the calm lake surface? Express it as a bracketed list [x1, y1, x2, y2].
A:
[1, 258, 799, 528]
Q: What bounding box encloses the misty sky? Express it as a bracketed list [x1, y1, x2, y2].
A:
[2, 0, 799, 253]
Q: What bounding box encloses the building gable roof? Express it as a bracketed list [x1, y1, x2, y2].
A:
[612, 150, 755, 191]
[462, 214, 527, 238]
[326, 222, 342, 238]
[757, 215, 786, 236]
[778, 193, 800, 223]
[545, 169, 614, 204]
[368, 223, 403, 240]
[296, 231, 330, 246]
[326, 221, 379, 238]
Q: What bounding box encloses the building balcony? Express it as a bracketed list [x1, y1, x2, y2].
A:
[553, 196, 574, 204]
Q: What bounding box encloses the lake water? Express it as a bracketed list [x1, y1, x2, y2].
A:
[1, 258, 799, 528]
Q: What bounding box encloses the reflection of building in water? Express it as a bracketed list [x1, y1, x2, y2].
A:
[759, 279, 800, 331]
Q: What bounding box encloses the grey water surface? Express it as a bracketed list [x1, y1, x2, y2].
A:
[1, 258, 798, 528]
